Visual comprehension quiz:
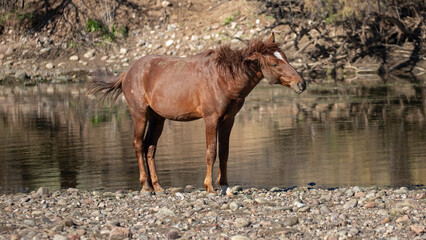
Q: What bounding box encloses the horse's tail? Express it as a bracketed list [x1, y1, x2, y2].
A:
[86, 69, 126, 107]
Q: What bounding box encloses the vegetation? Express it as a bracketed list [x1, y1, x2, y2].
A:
[0, 0, 130, 44]
[223, 11, 240, 25]
[86, 19, 119, 42]
[260, 0, 424, 75]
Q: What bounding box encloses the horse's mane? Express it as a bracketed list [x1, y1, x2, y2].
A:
[203, 39, 282, 78]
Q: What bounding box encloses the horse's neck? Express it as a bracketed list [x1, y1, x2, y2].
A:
[225, 71, 263, 99]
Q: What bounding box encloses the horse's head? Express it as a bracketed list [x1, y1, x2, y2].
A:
[245, 33, 306, 94]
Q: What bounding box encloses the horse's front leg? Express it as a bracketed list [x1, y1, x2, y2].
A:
[204, 118, 218, 193]
[217, 117, 235, 195]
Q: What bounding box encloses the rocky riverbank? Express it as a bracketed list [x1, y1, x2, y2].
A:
[1, 186, 424, 239]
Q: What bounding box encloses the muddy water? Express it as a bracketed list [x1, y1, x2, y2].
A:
[0, 76, 425, 193]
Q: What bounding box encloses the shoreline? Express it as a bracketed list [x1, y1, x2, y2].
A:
[1, 186, 424, 239]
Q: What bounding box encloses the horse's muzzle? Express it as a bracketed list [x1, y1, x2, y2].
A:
[293, 81, 306, 94]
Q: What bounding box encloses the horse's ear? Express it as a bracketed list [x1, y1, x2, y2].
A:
[267, 32, 275, 44]
[245, 52, 261, 62]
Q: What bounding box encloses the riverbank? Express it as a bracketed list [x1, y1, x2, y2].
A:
[1, 186, 424, 239]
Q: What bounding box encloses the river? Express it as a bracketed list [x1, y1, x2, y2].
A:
[0, 75, 425, 193]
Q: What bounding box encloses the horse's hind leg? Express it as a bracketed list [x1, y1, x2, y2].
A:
[131, 110, 154, 192]
[217, 117, 235, 195]
[144, 111, 165, 193]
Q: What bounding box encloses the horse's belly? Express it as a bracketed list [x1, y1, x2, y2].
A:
[150, 102, 203, 122]
[169, 112, 202, 121]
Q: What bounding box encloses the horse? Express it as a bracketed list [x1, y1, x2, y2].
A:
[86, 33, 306, 194]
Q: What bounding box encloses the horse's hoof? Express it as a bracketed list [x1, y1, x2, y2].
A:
[220, 185, 230, 195]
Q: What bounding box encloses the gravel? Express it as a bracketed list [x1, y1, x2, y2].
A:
[0, 186, 424, 239]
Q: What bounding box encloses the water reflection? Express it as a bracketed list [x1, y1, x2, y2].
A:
[0, 75, 425, 193]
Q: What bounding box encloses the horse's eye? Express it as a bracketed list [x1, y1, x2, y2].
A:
[272, 64, 278, 67]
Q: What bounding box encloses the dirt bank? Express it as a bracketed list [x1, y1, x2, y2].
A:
[1, 0, 425, 86]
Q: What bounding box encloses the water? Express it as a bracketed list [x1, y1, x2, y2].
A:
[1, 76, 425, 193]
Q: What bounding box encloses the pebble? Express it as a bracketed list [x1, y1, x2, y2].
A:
[62, 218, 74, 227]
[32, 210, 44, 216]
[23, 219, 36, 227]
[282, 217, 299, 227]
[69, 55, 79, 61]
[119, 48, 128, 54]
[5, 46, 14, 55]
[390, 208, 404, 216]
[109, 227, 131, 240]
[395, 215, 410, 224]
[234, 218, 250, 228]
[166, 229, 180, 239]
[410, 225, 424, 234]
[343, 199, 358, 209]
[230, 201, 242, 211]
[354, 191, 366, 197]
[184, 185, 195, 193]
[299, 206, 310, 212]
[364, 202, 375, 208]
[348, 228, 359, 236]
[231, 185, 243, 192]
[320, 205, 332, 214]
[53, 234, 67, 240]
[395, 187, 408, 194]
[40, 47, 51, 54]
[231, 235, 250, 240]
[161, 1, 172, 7]
[157, 207, 175, 217]
[169, 187, 184, 194]
[293, 199, 305, 208]
[84, 49, 95, 58]
[3, 60, 13, 67]
[381, 216, 391, 224]
[165, 39, 174, 47]
[46, 62, 54, 69]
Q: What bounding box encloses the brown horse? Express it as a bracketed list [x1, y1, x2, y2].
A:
[86, 33, 306, 194]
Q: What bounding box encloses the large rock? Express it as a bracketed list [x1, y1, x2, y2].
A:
[36, 187, 49, 195]
[14, 71, 28, 81]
